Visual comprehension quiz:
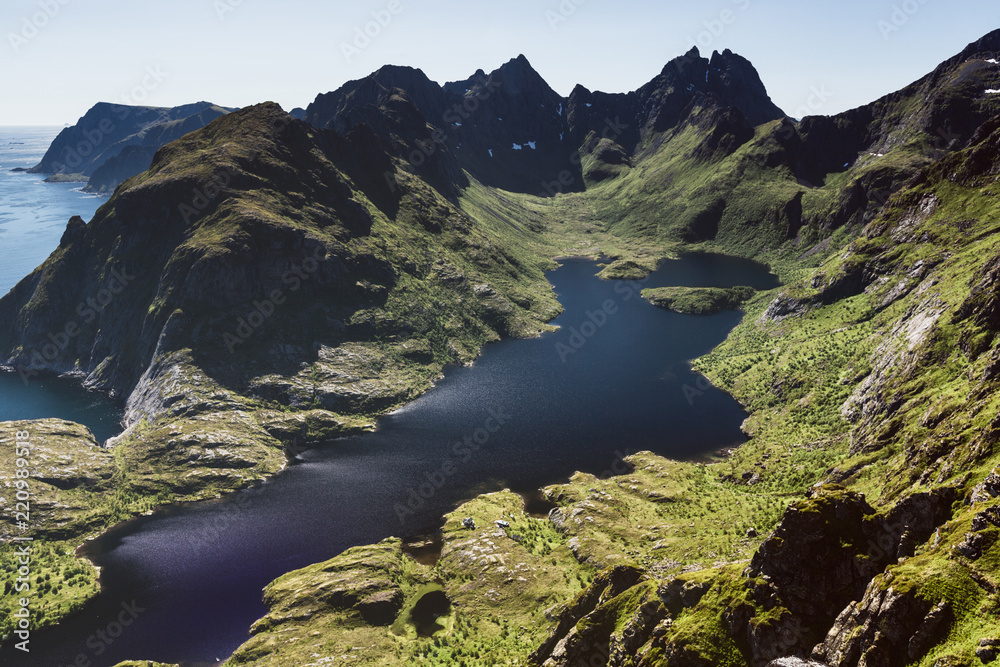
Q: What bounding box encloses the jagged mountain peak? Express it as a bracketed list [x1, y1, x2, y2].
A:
[487, 53, 556, 97]
[645, 45, 785, 128]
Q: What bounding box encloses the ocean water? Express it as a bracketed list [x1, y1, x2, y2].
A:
[0, 127, 105, 297]
[0, 127, 122, 439]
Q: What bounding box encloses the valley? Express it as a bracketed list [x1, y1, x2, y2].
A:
[2, 28, 1000, 667]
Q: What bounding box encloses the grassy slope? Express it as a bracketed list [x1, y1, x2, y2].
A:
[0, 107, 566, 647]
[5, 64, 1000, 664]
[223, 118, 1000, 665]
[562, 123, 1000, 664]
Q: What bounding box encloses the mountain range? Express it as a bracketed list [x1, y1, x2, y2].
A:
[4, 29, 1000, 667]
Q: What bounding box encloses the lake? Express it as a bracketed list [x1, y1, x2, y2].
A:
[1, 253, 778, 666]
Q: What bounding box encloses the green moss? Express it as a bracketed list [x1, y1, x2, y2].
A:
[643, 286, 755, 314]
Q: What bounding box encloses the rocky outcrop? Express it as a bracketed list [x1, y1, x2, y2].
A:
[813, 578, 947, 666]
[955, 248, 1000, 357]
[0, 420, 114, 541]
[729, 485, 958, 662]
[249, 538, 408, 635]
[760, 293, 813, 322]
[529, 565, 648, 666]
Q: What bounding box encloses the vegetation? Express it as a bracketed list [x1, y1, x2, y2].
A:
[5, 34, 1000, 665]
[642, 285, 755, 315]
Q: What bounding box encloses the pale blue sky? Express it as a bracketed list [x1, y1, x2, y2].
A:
[1, 0, 997, 125]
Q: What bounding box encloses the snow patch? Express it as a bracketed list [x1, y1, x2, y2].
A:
[488, 149, 493, 157]
[843, 162, 850, 168]
[557, 103, 563, 116]
[986, 59, 999, 65]
[585, 103, 592, 108]
[869, 152, 885, 157]
[453, 122, 462, 127]
[986, 89, 1000, 94]
[512, 143, 523, 150]
[526, 141, 536, 149]
[560, 132, 564, 141]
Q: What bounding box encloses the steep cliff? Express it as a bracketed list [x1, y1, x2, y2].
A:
[29, 101, 233, 192]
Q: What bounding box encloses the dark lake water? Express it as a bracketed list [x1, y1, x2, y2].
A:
[2, 254, 778, 667]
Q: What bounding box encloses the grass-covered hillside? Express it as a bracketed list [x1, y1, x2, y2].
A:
[220, 88, 1000, 667]
[4, 30, 1000, 667]
[0, 101, 568, 641]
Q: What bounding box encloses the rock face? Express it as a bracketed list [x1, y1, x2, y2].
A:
[725, 485, 958, 663]
[83, 144, 158, 194]
[814, 581, 946, 666]
[529, 565, 649, 665]
[306, 50, 785, 196]
[30, 101, 233, 192]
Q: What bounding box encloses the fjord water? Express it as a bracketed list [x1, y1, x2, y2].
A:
[0, 372, 122, 442]
[0, 128, 122, 440]
[0, 127, 105, 297]
[4, 254, 778, 666]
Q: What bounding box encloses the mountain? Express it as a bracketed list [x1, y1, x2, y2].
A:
[29, 101, 234, 193]
[304, 51, 786, 195]
[221, 33, 1000, 667]
[4, 30, 1000, 666]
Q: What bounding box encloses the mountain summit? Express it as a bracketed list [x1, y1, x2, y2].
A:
[304, 48, 785, 194]
[7, 31, 1000, 667]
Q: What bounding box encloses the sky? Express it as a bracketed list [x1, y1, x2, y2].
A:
[0, 0, 998, 126]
